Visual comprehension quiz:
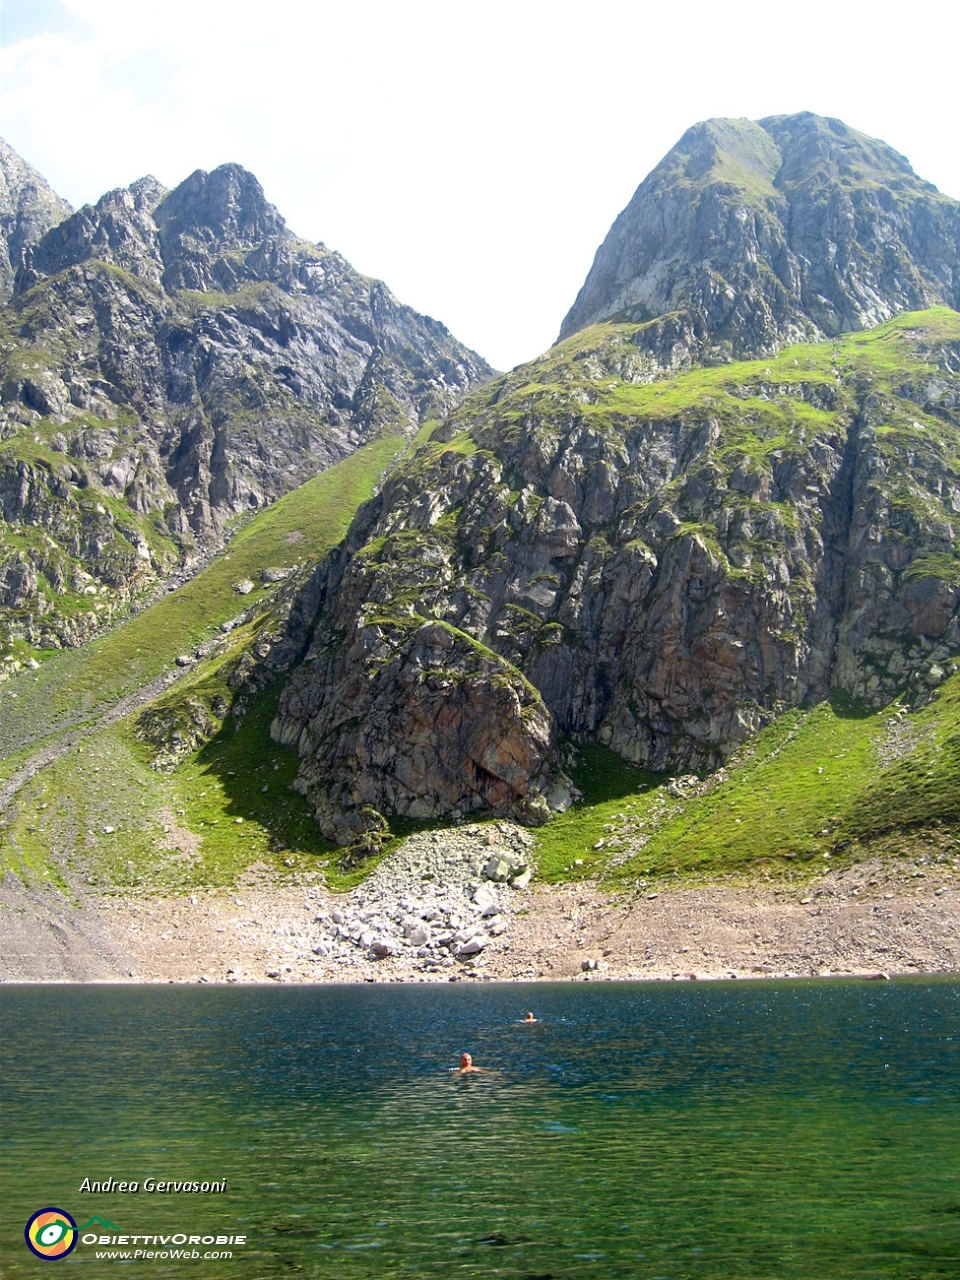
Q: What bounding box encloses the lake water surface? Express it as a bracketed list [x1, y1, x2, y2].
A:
[1, 979, 958, 1278]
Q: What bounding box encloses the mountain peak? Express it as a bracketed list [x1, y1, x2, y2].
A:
[559, 111, 960, 359]
[0, 147, 493, 652]
[759, 111, 922, 189]
[127, 174, 169, 213]
[155, 163, 286, 247]
[151, 163, 287, 292]
[657, 116, 781, 192]
[16, 161, 290, 296]
[0, 138, 72, 301]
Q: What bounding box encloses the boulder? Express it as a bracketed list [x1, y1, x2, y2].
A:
[483, 856, 512, 883]
[457, 936, 487, 958]
[471, 883, 499, 913]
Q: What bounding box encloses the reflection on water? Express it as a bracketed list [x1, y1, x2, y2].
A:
[1, 980, 958, 1277]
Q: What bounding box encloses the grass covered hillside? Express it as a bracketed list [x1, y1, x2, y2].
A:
[537, 675, 960, 886]
[3, 659, 957, 904]
[0, 430, 422, 893]
[0, 430, 408, 757]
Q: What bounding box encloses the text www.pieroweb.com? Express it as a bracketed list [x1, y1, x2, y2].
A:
[85, 1232, 245, 1261]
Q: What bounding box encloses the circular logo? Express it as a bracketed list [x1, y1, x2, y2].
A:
[24, 1208, 78, 1261]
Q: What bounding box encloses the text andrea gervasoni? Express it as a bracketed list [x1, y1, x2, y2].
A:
[79, 1178, 227, 1193]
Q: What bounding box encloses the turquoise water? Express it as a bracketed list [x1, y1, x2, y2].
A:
[1, 979, 958, 1278]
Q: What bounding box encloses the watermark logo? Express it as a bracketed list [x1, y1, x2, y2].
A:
[25, 1208, 245, 1262]
[24, 1208, 78, 1261]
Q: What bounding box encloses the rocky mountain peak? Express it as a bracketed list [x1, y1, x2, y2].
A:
[0, 138, 73, 302]
[651, 116, 782, 193]
[0, 152, 492, 651]
[264, 113, 959, 844]
[156, 163, 284, 243]
[153, 163, 287, 292]
[16, 161, 291, 296]
[560, 112, 960, 362]
[127, 174, 169, 213]
[760, 111, 920, 191]
[16, 176, 169, 289]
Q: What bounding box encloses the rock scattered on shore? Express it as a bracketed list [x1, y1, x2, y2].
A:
[311, 822, 534, 971]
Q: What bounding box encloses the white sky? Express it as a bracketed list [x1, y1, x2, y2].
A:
[2, 0, 959, 371]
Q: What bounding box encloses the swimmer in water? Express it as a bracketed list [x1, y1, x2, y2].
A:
[458, 1052, 483, 1074]
[522, 1012, 538, 1023]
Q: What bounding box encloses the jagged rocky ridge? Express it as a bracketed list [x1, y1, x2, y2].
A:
[0, 139, 72, 304]
[561, 113, 960, 363]
[272, 308, 960, 843]
[0, 146, 491, 651]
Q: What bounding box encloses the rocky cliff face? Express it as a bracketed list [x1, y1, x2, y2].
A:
[560, 114, 960, 361]
[0, 140, 73, 304]
[267, 113, 959, 844]
[273, 309, 960, 842]
[0, 145, 491, 650]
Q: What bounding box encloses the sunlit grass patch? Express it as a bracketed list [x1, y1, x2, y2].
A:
[535, 745, 666, 883]
[533, 674, 960, 886]
[618, 698, 886, 877]
[1, 683, 336, 893]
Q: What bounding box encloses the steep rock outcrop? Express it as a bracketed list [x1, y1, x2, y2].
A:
[274, 310, 960, 839]
[0, 139, 72, 302]
[560, 114, 960, 361]
[275, 610, 563, 843]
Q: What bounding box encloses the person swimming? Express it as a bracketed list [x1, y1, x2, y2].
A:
[522, 1012, 538, 1023]
[458, 1052, 483, 1074]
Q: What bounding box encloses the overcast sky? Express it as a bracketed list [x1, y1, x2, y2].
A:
[2, 0, 959, 370]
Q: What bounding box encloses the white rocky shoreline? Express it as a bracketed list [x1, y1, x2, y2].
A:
[298, 823, 534, 977]
[2, 822, 958, 985]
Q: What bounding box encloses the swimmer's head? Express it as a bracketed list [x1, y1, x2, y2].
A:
[460, 1053, 472, 1068]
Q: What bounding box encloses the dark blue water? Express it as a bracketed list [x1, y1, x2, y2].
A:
[1, 979, 958, 1277]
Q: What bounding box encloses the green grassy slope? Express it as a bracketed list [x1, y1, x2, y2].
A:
[0, 433, 405, 754]
[454, 305, 960, 440]
[0, 426, 437, 893]
[6, 668, 956, 898]
[536, 675, 960, 885]
[1, 681, 336, 893]
[1, 650, 443, 895]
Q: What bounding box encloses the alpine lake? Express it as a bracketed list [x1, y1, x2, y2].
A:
[1, 978, 958, 1279]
